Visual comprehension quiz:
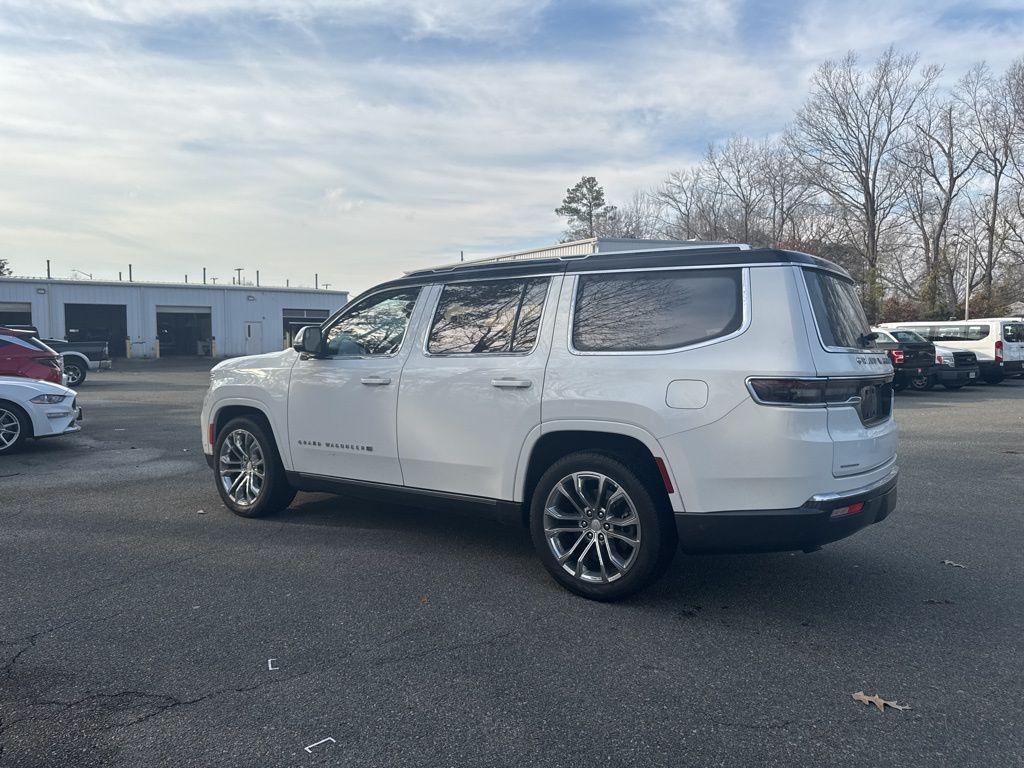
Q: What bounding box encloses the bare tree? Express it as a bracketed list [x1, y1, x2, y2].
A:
[706, 137, 767, 243]
[787, 47, 940, 320]
[954, 62, 1020, 300]
[901, 96, 980, 315]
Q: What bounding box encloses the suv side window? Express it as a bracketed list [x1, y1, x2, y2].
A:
[323, 288, 420, 357]
[427, 278, 549, 354]
[572, 269, 743, 352]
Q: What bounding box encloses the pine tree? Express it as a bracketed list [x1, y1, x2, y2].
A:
[555, 176, 617, 240]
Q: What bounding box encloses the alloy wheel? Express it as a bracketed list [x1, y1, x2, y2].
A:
[543, 471, 641, 583]
[66, 365, 83, 386]
[0, 408, 21, 450]
[218, 428, 266, 507]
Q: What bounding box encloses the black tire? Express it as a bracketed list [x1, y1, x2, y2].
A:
[64, 359, 87, 387]
[908, 374, 933, 391]
[983, 373, 1004, 385]
[529, 450, 677, 601]
[213, 415, 296, 517]
[0, 401, 30, 455]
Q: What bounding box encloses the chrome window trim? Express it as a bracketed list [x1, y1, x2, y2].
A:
[421, 275, 554, 358]
[566, 267, 751, 357]
[319, 285, 423, 360]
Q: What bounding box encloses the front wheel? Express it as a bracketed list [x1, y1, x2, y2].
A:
[0, 402, 29, 455]
[529, 451, 677, 601]
[214, 416, 296, 517]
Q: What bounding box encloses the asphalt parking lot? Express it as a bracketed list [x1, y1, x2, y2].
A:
[1, 361, 1022, 767]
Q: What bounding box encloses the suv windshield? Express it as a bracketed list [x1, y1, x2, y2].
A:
[802, 269, 872, 350]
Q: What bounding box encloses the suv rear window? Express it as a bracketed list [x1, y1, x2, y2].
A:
[802, 269, 872, 350]
[572, 269, 743, 352]
[0, 331, 54, 354]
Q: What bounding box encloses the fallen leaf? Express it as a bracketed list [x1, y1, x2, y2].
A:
[852, 691, 911, 712]
[420, 596, 429, 605]
[941, 560, 967, 568]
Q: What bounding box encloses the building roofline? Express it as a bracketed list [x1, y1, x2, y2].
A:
[0, 275, 346, 295]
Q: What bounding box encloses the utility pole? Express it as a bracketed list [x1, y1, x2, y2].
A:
[322, 282, 331, 290]
[203, 267, 207, 285]
[234, 267, 243, 285]
[256, 270, 260, 287]
[46, 259, 51, 278]
[210, 277, 218, 285]
[315, 273, 319, 290]
[128, 264, 133, 282]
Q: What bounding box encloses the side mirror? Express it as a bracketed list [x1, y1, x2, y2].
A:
[293, 325, 325, 357]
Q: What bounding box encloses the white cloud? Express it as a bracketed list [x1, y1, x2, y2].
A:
[0, 1, 1020, 290]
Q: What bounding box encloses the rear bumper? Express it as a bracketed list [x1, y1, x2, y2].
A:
[675, 467, 898, 554]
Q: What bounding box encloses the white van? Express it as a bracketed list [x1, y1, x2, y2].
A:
[880, 319, 1024, 383]
[201, 241, 898, 600]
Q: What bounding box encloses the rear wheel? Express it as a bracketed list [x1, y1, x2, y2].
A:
[0, 402, 29, 455]
[214, 416, 296, 517]
[529, 451, 677, 601]
[909, 374, 933, 391]
[983, 372, 1005, 385]
[64, 359, 87, 387]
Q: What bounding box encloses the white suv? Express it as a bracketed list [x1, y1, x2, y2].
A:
[201, 242, 898, 600]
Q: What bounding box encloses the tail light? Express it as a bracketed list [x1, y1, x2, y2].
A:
[886, 349, 905, 365]
[995, 340, 1003, 363]
[747, 378, 863, 406]
[935, 354, 943, 365]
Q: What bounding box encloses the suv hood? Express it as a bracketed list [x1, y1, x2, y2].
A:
[212, 349, 296, 377]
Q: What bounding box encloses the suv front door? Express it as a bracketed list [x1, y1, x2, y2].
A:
[398, 275, 560, 500]
[287, 287, 424, 485]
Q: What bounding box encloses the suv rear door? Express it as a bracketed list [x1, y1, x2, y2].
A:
[797, 268, 897, 478]
[397, 274, 561, 500]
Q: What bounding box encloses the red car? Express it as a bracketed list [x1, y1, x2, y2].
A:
[0, 327, 63, 384]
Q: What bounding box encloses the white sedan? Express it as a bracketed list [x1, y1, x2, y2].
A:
[0, 376, 82, 455]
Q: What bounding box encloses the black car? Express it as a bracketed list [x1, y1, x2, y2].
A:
[871, 328, 936, 391]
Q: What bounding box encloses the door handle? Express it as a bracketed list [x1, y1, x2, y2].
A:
[360, 376, 392, 386]
[491, 378, 532, 389]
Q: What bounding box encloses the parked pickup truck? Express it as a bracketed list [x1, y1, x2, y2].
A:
[39, 339, 111, 387]
[871, 328, 936, 391]
[930, 345, 980, 390]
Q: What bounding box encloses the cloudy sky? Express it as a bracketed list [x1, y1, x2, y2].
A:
[1, 1, 1022, 292]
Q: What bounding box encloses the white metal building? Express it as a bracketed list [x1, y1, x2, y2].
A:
[0, 277, 348, 358]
